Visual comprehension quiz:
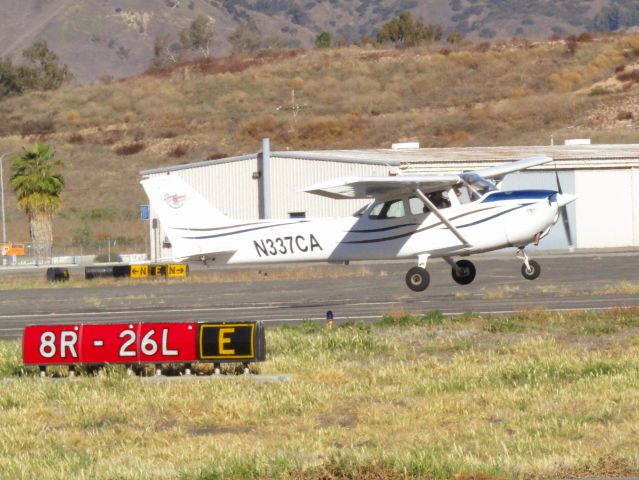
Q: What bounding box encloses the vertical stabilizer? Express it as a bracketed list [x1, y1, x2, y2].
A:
[141, 173, 231, 259]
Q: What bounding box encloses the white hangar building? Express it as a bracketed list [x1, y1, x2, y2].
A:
[140, 140, 639, 261]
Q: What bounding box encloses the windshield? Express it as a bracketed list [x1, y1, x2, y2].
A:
[459, 172, 497, 198]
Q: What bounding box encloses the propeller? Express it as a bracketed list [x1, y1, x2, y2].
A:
[553, 161, 575, 249]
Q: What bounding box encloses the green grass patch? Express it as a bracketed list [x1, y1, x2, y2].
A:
[377, 310, 447, 327]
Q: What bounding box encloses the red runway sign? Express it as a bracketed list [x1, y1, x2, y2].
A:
[23, 322, 265, 366]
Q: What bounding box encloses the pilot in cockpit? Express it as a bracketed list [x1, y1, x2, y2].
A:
[426, 191, 451, 209]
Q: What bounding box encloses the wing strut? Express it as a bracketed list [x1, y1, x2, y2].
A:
[414, 189, 471, 248]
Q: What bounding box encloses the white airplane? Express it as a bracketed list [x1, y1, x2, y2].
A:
[141, 156, 576, 292]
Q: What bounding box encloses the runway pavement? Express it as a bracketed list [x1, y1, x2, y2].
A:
[1, 250, 638, 339]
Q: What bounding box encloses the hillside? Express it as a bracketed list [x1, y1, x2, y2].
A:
[0, 34, 638, 256]
[1, 0, 639, 82]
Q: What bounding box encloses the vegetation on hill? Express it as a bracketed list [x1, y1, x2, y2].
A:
[3, 1, 639, 82]
[0, 41, 72, 101]
[0, 32, 638, 254]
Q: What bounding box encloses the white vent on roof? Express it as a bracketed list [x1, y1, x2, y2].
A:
[391, 142, 420, 150]
[564, 138, 591, 145]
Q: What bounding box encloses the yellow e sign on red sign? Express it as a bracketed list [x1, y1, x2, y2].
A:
[197, 322, 265, 361]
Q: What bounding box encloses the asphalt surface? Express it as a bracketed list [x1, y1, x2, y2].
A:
[1, 250, 638, 340]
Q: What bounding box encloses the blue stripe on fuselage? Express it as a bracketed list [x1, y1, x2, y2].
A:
[481, 190, 556, 203]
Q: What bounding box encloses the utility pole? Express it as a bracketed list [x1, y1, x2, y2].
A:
[0, 153, 8, 244]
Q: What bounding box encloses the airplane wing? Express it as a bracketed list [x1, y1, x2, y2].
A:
[302, 174, 461, 199]
[303, 156, 553, 200]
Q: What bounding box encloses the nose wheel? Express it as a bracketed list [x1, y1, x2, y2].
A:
[405, 266, 430, 292]
[521, 259, 541, 280]
[517, 248, 541, 280]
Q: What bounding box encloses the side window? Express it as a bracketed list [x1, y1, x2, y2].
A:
[409, 196, 426, 215]
[368, 199, 405, 219]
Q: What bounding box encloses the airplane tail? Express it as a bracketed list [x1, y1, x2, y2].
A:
[140, 173, 232, 260]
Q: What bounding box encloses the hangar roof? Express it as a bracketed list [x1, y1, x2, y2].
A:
[141, 143, 639, 176]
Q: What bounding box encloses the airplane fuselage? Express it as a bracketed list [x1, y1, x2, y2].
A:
[175, 189, 560, 265]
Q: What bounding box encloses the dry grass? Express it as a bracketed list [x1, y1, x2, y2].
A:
[593, 281, 639, 295]
[1, 310, 639, 478]
[480, 285, 521, 299]
[0, 264, 374, 291]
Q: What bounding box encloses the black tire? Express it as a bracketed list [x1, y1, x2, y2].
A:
[451, 259, 476, 285]
[46, 267, 69, 282]
[405, 267, 430, 292]
[521, 260, 541, 280]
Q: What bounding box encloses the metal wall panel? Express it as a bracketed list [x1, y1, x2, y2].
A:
[633, 168, 639, 246]
[269, 157, 390, 218]
[575, 170, 634, 248]
[168, 160, 259, 219]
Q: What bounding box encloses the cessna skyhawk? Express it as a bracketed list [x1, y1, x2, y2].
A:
[141, 155, 576, 292]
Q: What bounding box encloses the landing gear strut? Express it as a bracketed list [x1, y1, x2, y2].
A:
[517, 248, 541, 280]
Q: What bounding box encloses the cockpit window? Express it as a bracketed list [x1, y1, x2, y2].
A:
[459, 173, 497, 199]
[368, 199, 405, 219]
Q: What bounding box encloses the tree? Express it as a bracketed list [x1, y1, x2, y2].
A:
[315, 31, 332, 49]
[376, 12, 442, 47]
[21, 40, 72, 90]
[0, 58, 24, 99]
[229, 20, 263, 54]
[180, 15, 215, 57]
[10, 143, 65, 262]
[153, 34, 181, 65]
[0, 41, 71, 101]
[446, 31, 463, 44]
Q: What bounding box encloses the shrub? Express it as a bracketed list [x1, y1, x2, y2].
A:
[20, 119, 55, 136]
[68, 133, 84, 144]
[616, 69, 639, 83]
[114, 142, 145, 155]
[589, 86, 610, 96]
[207, 152, 228, 160]
[240, 115, 288, 141]
[577, 32, 593, 42]
[315, 31, 331, 49]
[168, 144, 189, 157]
[617, 111, 633, 121]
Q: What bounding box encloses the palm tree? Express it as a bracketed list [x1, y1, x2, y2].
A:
[10, 143, 64, 262]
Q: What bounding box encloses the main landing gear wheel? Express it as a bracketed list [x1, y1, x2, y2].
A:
[521, 259, 541, 280]
[406, 267, 430, 292]
[451, 260, 476, 285]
